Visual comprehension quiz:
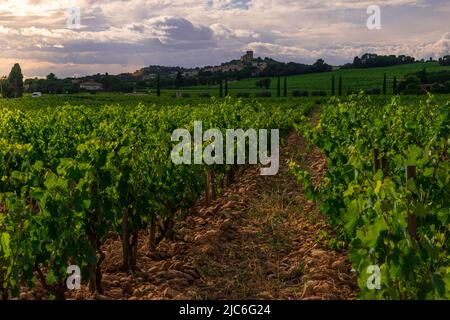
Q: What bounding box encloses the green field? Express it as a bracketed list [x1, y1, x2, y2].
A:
[1, 62, 448, 104]
[182, 62, 450, 96]
[2, 92, 450, 113]
[0, 93, 321, 110]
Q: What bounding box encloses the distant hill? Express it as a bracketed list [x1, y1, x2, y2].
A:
[183, 62, 450, 96]
[129, 51, 332, 83]
[23, 53, 450, 95]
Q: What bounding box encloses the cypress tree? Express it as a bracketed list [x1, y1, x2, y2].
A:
[338, 76, 342, 96]
[7, 63, 24, 98]
[393, 76, 397, 94]
[277, 75, 281, 97]
[156, 73, 161, 97]
[331, 75, 335, 96]
[383, 74, 387, 95]
[283, 76, 287, 97]
[175, 71, 183, 88]
[0, 77, 7, 98]
[421, 68, 427, 84]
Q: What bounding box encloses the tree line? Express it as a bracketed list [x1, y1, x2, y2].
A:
[1, 64, 24, 98]
[439, 55, 450, 66]
[2, 54, 449, 98]
[343, 53, 417, 69]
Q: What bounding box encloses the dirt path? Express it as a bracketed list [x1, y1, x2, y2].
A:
[66, 109, 357, 301]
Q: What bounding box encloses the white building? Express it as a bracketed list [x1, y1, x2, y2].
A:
[80, 81, 103, 91]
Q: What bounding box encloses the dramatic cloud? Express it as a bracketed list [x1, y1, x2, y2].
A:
[0, 0, 448, 77]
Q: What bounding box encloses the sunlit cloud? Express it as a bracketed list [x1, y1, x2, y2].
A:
[0, 0, 448, 77]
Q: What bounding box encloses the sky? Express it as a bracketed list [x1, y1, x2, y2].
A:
[0, 0, 448, 78]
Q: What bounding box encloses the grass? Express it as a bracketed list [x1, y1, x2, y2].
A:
[14, 80, 441, 110]
[183, 62, 450, 96]
[0, 92, 324, 111]
[4, 63, 449, 105]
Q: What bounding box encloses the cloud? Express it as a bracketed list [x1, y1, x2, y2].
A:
[144, 16, 215, 45]
[207, 0, 252, 10]
[0, 0, 448, 77]
[431, 32, 450, 56]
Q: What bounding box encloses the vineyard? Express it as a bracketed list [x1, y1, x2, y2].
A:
[291, 94, 449, 299]
[0, 97, 309, 299]
[0, 94, 448, 300]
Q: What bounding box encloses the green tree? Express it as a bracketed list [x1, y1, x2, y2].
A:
[46, 73, 57, 81]
[313, 58, 332, 72]
[331, 75, 335, 96]
[421, 68, 427, 84]
[255, 78, 271, 90]
[397, 75, 421, 94]
[277, 75, 281, 97]
[175, 71, 183, 88]
[439, 55, 450, 66]
[0, 76, 9, 98]
[156, 73, 161, 97]
[7, 63, 24, 98]
[46, 73, 61, 94]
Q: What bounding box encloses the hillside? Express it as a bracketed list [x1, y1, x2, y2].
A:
[183, 62, 450, 96]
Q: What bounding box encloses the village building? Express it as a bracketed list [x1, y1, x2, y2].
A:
[80, 81, 103, 91]
[241, 51, 254, 63]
